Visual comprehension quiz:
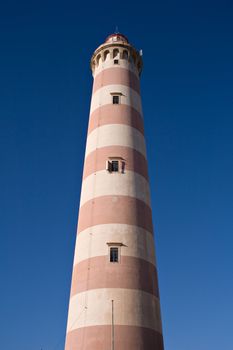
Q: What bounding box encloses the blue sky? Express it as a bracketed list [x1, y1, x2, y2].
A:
[0, 0, 233, 349]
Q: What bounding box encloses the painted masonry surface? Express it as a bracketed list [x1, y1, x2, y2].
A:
[65, 33, 164, 350]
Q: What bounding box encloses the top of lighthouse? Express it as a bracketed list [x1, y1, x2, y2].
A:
[90, 33, 143, 77]
[105, 33, 129, 43]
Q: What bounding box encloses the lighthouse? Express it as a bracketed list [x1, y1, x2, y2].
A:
[65, 33, 164, 350]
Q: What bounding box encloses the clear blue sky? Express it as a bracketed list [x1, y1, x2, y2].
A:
[0, 0, 232, 349]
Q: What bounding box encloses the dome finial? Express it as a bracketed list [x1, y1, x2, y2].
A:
[115, 25, 119, 34]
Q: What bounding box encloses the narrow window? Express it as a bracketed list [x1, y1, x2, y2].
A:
[123, 50, 128, 60]
[104, 50, 110, 61]
[113, 48, 119, 58]
[110, 247, 119, 262]
[112, 95, 119, 104]
[96, 54, 101, 66]
[114, 59, 119, 65]
[111, 160, 119, 172]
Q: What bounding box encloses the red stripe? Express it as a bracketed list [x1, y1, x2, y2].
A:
[65, 325, 164, 350]
[70, 256, 159, 297]
[77, 196, 153, 234]
[88, 104, 144, 135]
[83, 146, 148, 180]
[93, 67, 140, 94]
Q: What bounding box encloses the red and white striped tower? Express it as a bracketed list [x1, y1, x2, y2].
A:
[65, 33, 164, 350]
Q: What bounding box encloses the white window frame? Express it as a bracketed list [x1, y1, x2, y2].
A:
[107, 242, 123, 263]
[110, 92, 122, 105]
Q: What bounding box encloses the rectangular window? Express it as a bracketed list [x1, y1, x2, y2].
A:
[106, 159, 125, 173]
[110, 247, 119, 262]
[112, 95, 119, 104]
[114, 59, 119, 65]
[111, 160, 119, 172]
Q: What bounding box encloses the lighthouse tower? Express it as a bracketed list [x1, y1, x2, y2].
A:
[65, 33, 164, 350]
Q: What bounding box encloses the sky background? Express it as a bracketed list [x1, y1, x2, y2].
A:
[0, 0, 233, 349]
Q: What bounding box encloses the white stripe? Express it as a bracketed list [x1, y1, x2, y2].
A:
[94, 59, 139, 78]
[90, 84, 142, 115]
[73, 224, 156, 266]
[85, 124, 147, 158]
[80, 170, 151, 207]
[66, 288, 162, 333]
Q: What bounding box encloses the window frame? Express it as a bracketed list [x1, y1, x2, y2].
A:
[111, 160, 119, 172]
[110, 92, 122, 105]
[112, 95, 120, 104]
[109, 247, 119, 263]
[107, 242, 123, 263]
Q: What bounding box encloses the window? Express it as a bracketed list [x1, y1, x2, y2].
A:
[111, 92, 122, 104]
[111, 160, 119, 172]
[114, 59, 119, 65]
[106, 160, 119, 172]
[106, 158, 126, 173]
[112, 95, 119, 104]
[123, 50, 128, 60]
[113, 48, 119, 58]
[96, 54, 101, 66]
[107, 242, 122, 262]
[110, 247, 119, 262]
[104, 50, 110, 61]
